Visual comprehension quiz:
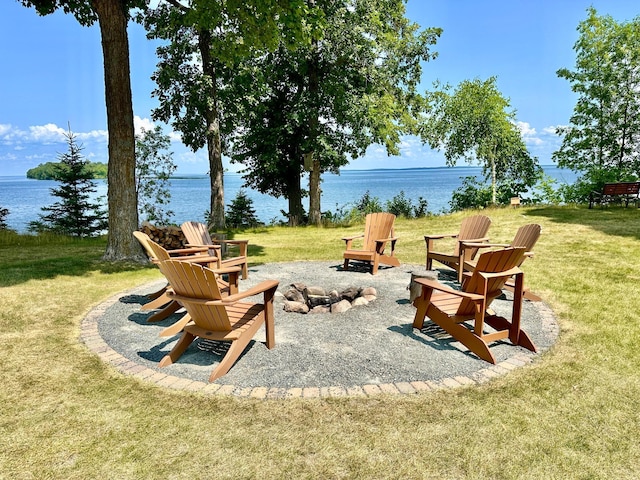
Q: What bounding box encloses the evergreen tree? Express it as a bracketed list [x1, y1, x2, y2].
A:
[29, 129, 107, 237]
[225, 190, 259, 229]
[0, 207, 9, 230]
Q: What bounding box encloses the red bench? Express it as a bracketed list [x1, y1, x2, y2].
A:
[589, 182, 640, 209]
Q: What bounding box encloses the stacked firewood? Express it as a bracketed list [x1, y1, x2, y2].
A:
[139, 222, 187, 250]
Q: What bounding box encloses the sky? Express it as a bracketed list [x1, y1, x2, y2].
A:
[1, 0, 639, 176]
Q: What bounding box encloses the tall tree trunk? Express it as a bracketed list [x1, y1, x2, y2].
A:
[307, 26, 322, 226]
[199, 29, 225, 231]
[95, 0, 145, 262]
[286, 173, 305, 226]
[308, 156, 322, 225]
[491, 154, 497, 205]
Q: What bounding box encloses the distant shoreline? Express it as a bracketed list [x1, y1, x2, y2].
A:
[1, 164, 566, 181]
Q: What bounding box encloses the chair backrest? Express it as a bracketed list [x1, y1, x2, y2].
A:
[511, 224, 541, 255]
[133, 231, 161, 262]
[157, 260, 230, 332]
[362, 213, 396, 252]
[181, 221, 213, 246]
[455, 215, 492, 258]
[458, 247, 526, 314]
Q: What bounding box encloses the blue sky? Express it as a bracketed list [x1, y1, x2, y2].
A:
[1, 0, 639, 176]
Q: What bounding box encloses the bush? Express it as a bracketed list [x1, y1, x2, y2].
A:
[386, 191, 428, 218]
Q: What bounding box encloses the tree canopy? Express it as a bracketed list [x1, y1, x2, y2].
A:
[141, 0, 318, 230]
[421, 77, 540, 205]
[553, 7, 640, 190]
[229, 0, 441, 225]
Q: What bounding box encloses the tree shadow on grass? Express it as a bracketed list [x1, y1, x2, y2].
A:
[526, 205, 640, 241]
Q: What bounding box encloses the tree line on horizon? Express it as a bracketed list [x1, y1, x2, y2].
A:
[17, 1, 640, 260]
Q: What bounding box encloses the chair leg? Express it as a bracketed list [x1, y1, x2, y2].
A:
[208, 320, 264, 382]
[241, 261, 248, 280]
[147, 300, 181, 322]
[371, 256, 380, 275]
[141, 291, 171, 311]
[159, 331, 196, 367]
[431, 316, 497, 364]
[158, 313, 192, 338]
[146, 284, 168, 300]
[343, 258, 350, 271]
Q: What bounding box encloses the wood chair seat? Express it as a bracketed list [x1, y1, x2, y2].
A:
[157, 259, 278, 382]
[133, 231, 239, 337]
[181, 221, 249, 279]
[342, 213, 400, 275]
[425, 214, 492, 282]
[413, 247, 537, 364]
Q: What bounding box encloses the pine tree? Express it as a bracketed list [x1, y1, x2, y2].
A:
[29, 128, 108, 237]
[225, 190, 259, 228]
[0, 207, 9, 230]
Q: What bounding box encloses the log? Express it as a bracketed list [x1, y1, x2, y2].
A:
[139, 222, 188, 250]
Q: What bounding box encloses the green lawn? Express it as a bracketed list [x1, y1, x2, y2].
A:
[1, 206, 639, 479]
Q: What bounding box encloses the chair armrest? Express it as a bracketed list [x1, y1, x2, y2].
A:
[478, 267, 522, 280]
[220, 280, 280, 304]
[168, 246, 211, 255]
[424, 233, 458, 241]
[209, 266, 242, 275]
[170, 280, 279, 306]
[414, 277, 484, 301]
[375, 237, 398, 244]
[170, 253, 221, 265]
[185, 242, 221, 249]
[460, 241, 509, 249]
[214, 239, 248, 245]
[342, 234, 364, 242]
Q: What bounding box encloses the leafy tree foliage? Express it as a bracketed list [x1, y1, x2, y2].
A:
[422, 77, 541, 205]
[225, 190, 260, 229]
[29, 130, 107, 237]
[229, 0, 441, 225]
[140, 0, 318, 230]
[21, 0, 146, 260]
[135, 126, 176, 225]
[27, 161, 107, 180]
[553, 7, 640, 197]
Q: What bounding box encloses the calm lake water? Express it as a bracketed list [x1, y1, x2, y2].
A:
[0, 165, 578, 233]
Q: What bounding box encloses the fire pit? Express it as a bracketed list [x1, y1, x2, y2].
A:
[282, 283, 377, 314]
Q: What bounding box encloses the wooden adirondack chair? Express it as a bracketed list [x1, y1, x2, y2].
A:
[133, 231, 215, 314]
[156, 259, 279, 382]
[461, 223, 542, 301]
[133, 232, 239, 335]
[342, 212, 400, 275]
[425, 214, 492, 282]
[181, 221, 249, 279]
[412, 247, 537, 364]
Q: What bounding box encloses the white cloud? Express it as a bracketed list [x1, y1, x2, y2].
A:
[134, 115, 156, 135]
[168, 130, 183, 142]
[543, 125, 562, 135]
[0, 124, 12, 136]
[516, 121, 536, 137]
[76, 129, 108, 142]
[28, 123, 68, 143]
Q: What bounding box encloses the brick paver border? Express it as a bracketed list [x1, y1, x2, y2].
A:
[80, 283, 559, 399]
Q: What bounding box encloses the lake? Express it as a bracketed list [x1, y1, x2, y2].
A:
[0, 165, 578, 233]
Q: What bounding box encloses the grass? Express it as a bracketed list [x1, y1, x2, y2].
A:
[1, 205, 640, 479]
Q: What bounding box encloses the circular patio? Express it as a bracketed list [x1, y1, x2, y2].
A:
[81, 261, 559, 398]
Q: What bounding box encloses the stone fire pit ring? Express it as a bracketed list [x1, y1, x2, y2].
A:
[88, 261, 559, 396]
